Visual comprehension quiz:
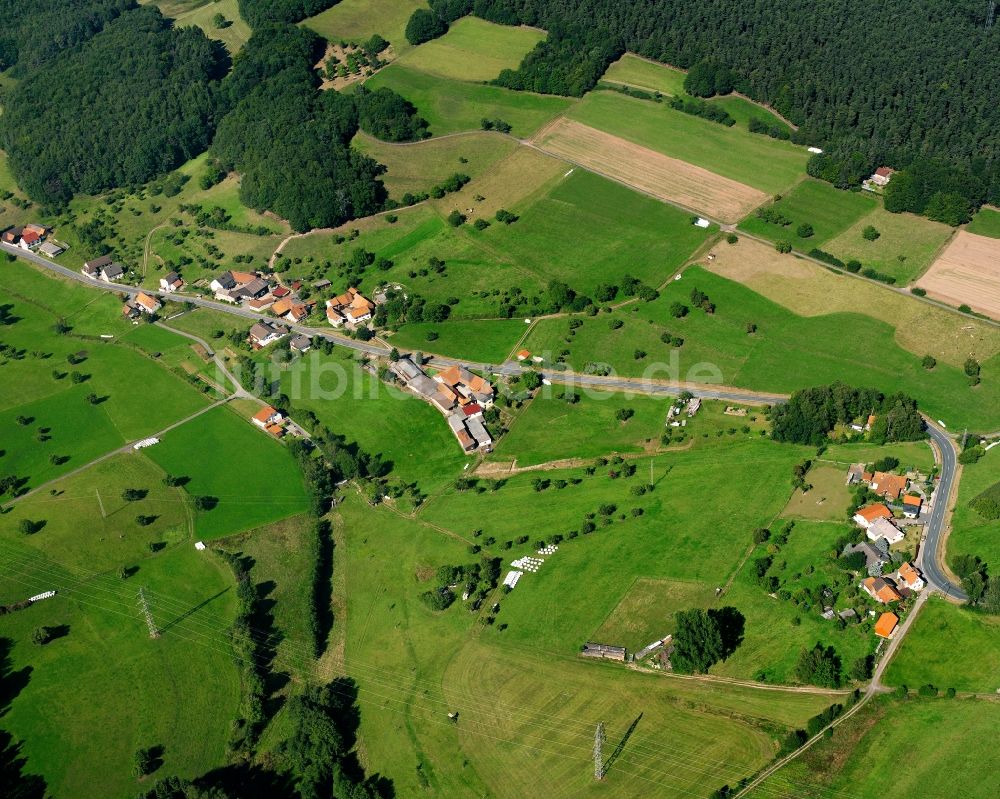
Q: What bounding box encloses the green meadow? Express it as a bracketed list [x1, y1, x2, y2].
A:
[522, 266, 1000, 430]
[738, 178, 877, 247]
[0, 454, 239, 798]
[602, 54, 687, 95]
[303, 0, 428, 54]
[947, 449, 1000, 571]
[823, 205, 954, 284]
[388, 317, 527, 363]
[749, 696, 1000, 799]
[883, 598, 1000, 693]
[352, 129, 518, 198]
[364, 64, 576, 136]
[393, 16, 545, 82]
[966, 206, 1000, 238]
[565, 90, 808, 194]
[143, 405, 310, 539]
[0, 262, 211, 490]
[157, 0, 252, 53]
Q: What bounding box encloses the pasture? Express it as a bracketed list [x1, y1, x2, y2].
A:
[388, 318, 527, 363]
[748, 696, 1000, 799]
[163, 0, 251, 53]
[947, 450, 1000, 572]
[823, 205, 953, 285]
[564, 90, 808, 195]
[780, 462, 852, 521]
[143, 405, 310, 539]
[738, 178, 876, 247]
[883, 598, 1000, 693]
[966, 206, 1000, 238]
[393, 16, 545, 82]
[334, 494, 837, 798]
[0, 263, 211, 490]
[532, 117, 765, 223]
[0, 460, 239, 798]
[821, 440, 935, 475]
[303, 0, 427, 54]
[601, 54, 687, 96]
[364, 64, 576, 136]
[916, 230, 1000, 318]
[523, 263, 1000, 430]
[352, 129, 518, 198]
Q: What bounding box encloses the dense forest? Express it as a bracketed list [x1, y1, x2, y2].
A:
[415, 0, 1000, 205]
[0, 6, 224, 205]
[237, 0, 337, 28]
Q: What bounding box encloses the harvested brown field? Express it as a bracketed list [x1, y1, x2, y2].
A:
[704, 237, 1000, 366]
[917, 231, 1000, 320]
[530, 117, 768, 223]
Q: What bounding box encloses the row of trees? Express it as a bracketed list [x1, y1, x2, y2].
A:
[236, 0, 335, 28]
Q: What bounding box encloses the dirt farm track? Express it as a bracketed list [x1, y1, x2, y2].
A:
[531, 117, 768, 224]
[918, 230, 1000, 319]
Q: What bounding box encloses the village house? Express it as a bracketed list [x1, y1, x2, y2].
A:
[861, 576, 902, 604]
[133, 292, 161, 315]
[842, 540, 891, 576]
[121, 301, 141, 321]
[874, 611, 899, 638]
[326, 287, 374, 328]
[853, 503, 894, 530]
[516, 349, 531, 361]
[100, 262, 125, 282]
[866, 516, 904, 545]
[81, 255, 112, 279]
[846, 462, 866, 485]
[252, 405, 283, 429]
[248, 320, 287, 348]
[581, 642, 627, 662]
[897, 562, 925, 591]
[901, 494, 923, 518]
[290, 334, 312, 353]
[38, 240, 64, 258]
[247, 296, 275, 312]
[211, 270, 270, 303]
[159, 271, 183, 293]
[433, 365, 495, 408]
[284, 302, 312, 324]
[869, 167, 894, 187]
[868, 471, 908, 501]
[18, 229, 41, 250]
[1, 226, 22, 245]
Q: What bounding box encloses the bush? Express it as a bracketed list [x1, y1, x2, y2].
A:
[911, 286, 927, 297]
[775, 240, 792, 254]
[796, 222, 814, 238]
[918, 683, 938, 697]
[845, 259, 862, 273]
[862, 225, 880, 241]
[447, 209, 466, 227]
[922, 354, 936, 370]
[725, 232, 738, 244]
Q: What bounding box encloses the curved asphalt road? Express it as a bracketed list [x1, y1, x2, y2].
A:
[920, 423, 966, 600]
[4, 243, 966, 597]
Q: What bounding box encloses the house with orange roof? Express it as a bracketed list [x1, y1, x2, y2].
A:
[325, 287, 374, 328]
[265, 423, 285, 438]
[901, 494, 923, 518]
[853, 503, 893, 530]
[134, 292, 161, 314]
[516, 349, 531, 361]
[252, 405, 282, 429]
[869, 471, 908, 501]
[861, 576, 902, 604]
[271, 298, 294, 318]
[283, 303, 311, 323]
[247, 295, 275, 312]
[874, 611, 898, 638]
[121, 301, 141, 320]
[865, 413, 877, 430]
[433, 364, 495, 408]
[897, 562, 925, 591]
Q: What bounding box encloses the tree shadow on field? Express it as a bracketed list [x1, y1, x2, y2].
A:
[0, 637, 47, 797]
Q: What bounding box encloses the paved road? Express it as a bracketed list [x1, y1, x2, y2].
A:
[920, 422, 967, 600]
[6, 243, 966, 594]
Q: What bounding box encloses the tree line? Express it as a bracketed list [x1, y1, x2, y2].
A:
[237, 0, 336, 28]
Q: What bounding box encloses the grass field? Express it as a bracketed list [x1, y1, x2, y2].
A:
[365, 64, 576, 137]
[883, 597, 1000, 693]
[748, 695, 1000, 799]
[0, 454, 240, 798]
[821, 440, 935, 475]
[738, 178, 876, 247]
[824, 205, 954, 285]
[387, 317, 527, 363]
[523, 262, 1000, 430]
[533, 117, 765, 222]
[144, 405, 310, 539]
[565, 90, 808, 195]
[276, 348, 468, 495]
[965, 206, 1000, 238]
[303, 0, 427, 54]
[393, 17, 544, 82]
[709, 95, 794, 135]
[947, 449, 1000, 572]
[352, 129, 518, 198]
[0, 262, 212, 490]
[335, 494, 837, 798]
[601, 54, 686, 95]
[157, 0, 251, 53]
[780, 462, 852, 521]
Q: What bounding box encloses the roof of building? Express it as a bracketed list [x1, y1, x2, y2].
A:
[290, 334, 312, 350]
[162, 271, 180, 284]
[135, 292, 159, 311]
[456, 428, 476, 450]
[249, 321, 282, 341]
[863, 576, 902, 603]
[240, 278, 269, 297]
[272, 286, 291, 298]
[214, 271, 236, 289]
[39, 241, 63, 255]
[102, 263, 124, 278]
[517, 349, 531, 359]
[902, 494, 922, 507]
[874, 612, 899, 638]
[253, 405, 277, 424]
[286, 304, 308, 321]
[463, 403, 482, 416]
[868, 517, 901, 539]
[436, 365, 462, 386]
[393, 357, 423, 382]
[874, 167, 894, 178]
[871, 472, 907, 500]
[21, 229, 40, 244]
[266, 423, 285, 437]
[898, 562, 921, 586]
[856, 504, 893, 524]
[230, 270, 257, 284]
[85, 255, 113, 270]
[312, 279, 331, 289]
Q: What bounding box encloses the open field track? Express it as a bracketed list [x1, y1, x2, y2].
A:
[917, 230, 1000, 318]
[531, 117, 767, 223]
